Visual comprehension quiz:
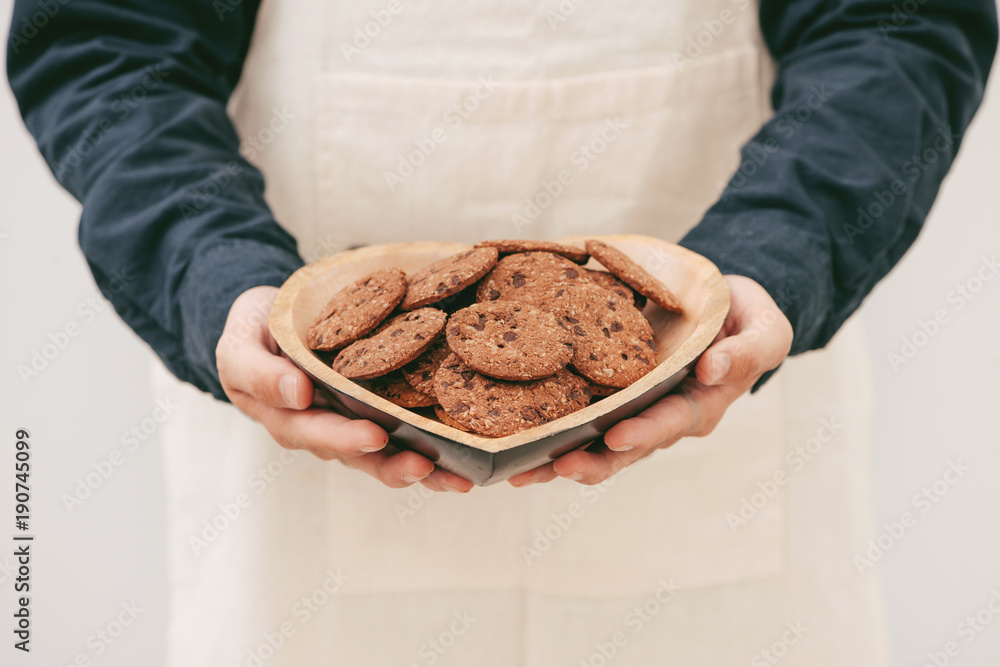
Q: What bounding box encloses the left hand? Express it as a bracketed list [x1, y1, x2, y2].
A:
[508, 275, 793, 487]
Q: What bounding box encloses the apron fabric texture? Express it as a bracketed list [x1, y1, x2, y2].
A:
[154, 1, 891, 664]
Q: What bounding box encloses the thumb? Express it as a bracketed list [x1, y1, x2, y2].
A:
[695, 276, 793, 388]
[695, 326, 788, 387]
[695, 339, 754, 387]
[217, 286, 315, 410]
[695, 346, 732, 386]
[222, 337, 315, 409]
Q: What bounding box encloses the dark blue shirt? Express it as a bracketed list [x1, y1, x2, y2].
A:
[6, 0, 997, 399]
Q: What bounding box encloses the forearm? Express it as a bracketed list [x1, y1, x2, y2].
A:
[7, 0, 303, 399]
[681, 0, 997, 368]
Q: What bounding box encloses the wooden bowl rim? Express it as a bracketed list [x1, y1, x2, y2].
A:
[269, 234, 729, 454]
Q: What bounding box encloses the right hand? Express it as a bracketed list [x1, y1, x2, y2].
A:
[216, 286, 473, 492]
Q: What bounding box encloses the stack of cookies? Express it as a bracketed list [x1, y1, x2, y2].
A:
[307, 239, 682, 438]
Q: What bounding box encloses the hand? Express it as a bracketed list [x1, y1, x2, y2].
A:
[508, 275, 793, 487]
[217, 286, 474, 492]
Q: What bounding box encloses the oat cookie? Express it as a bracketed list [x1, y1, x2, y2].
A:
[588, 382, 622, 398]
[401, 336, 452, 397]
[476, 252, 591, 305]
[432, 283, 479, 313]
[474, 239, 589, 264]
[434, 354, 592, 437]
[541, 281, 658, 387]
[307, 268, 407, 350]
[585, 240, 682, 313]
[360, 371, 437, 408]
[586, 269, 646, 309]
[446, 302, 574, 381]
[332, 308, 447, 379]
[433, 404, 471, 432]
[401, 248, 499, 310]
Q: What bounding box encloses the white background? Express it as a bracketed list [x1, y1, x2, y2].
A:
[1, 2, 998, 665]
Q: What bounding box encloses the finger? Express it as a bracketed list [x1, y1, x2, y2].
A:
[217, 287, 316, 410]
[551, 441, 653, 485]
[696, 319, 791, 388]
[695, 346, 733, 386]
[508, 463, 558, 487]
[555, 392, 698, 484]
[420, 467, 475, 493]
[241, 403, 390, 459]
[695, 330, 786, 387]
[220, 337, 315, 410]
[602, 392, 696, 453]
[344, 447, 436, 488]
[694, 340, 751, 388]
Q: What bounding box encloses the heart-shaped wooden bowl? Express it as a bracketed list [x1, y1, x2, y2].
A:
[269, 235, 729, 485]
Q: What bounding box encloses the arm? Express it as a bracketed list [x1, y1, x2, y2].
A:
[7, 0, 299, 399]
[513, 0, 998, 486]
[681, 0, 998, 386]
[7, 0, 457, 490]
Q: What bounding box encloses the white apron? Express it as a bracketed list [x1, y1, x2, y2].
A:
[154, 1, 891, 664]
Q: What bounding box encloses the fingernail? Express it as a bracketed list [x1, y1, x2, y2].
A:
[604, 438, 635, 452]
[710, 353, 731, 384]
[442, 483, 463, 493]
[279, 374, 299, 408]
[402, 473, 425, 484]
[566, 471, 584, 481]
[359, 442, 383, 453]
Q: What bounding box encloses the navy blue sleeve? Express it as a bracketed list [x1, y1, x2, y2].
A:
[681, 0, 997, 386]
[8, 0, 997, 399]
[6, 0, 304, 401]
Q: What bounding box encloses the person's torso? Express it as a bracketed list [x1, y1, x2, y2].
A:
[229, 0, 775, 258]
[158, 5, 890, 665]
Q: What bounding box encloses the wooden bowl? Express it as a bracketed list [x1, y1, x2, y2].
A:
[269, 235, 729, 485]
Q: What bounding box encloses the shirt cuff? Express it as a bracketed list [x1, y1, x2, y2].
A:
[679, 224, 810, 392]
[178, 238, 304, 400]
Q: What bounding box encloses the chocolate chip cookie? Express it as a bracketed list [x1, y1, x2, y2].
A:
[360, 371, 437, 408]
[446, 302, 574, 381]
[308, 268, 407, 350]
[332, 308, 447, 379]
[585, 240, 682, 313]
[541, 281, 658, 387]
[475, 252, 591, 305]
[587, 382, 621, 399]
[434, 354, 592, 437]
[433, 404, 471, 432]
[586, 269, 646, 309]
[401, 336, 452, 397]
[401, 247, 499, 310]
[474, 239, 589, 264]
